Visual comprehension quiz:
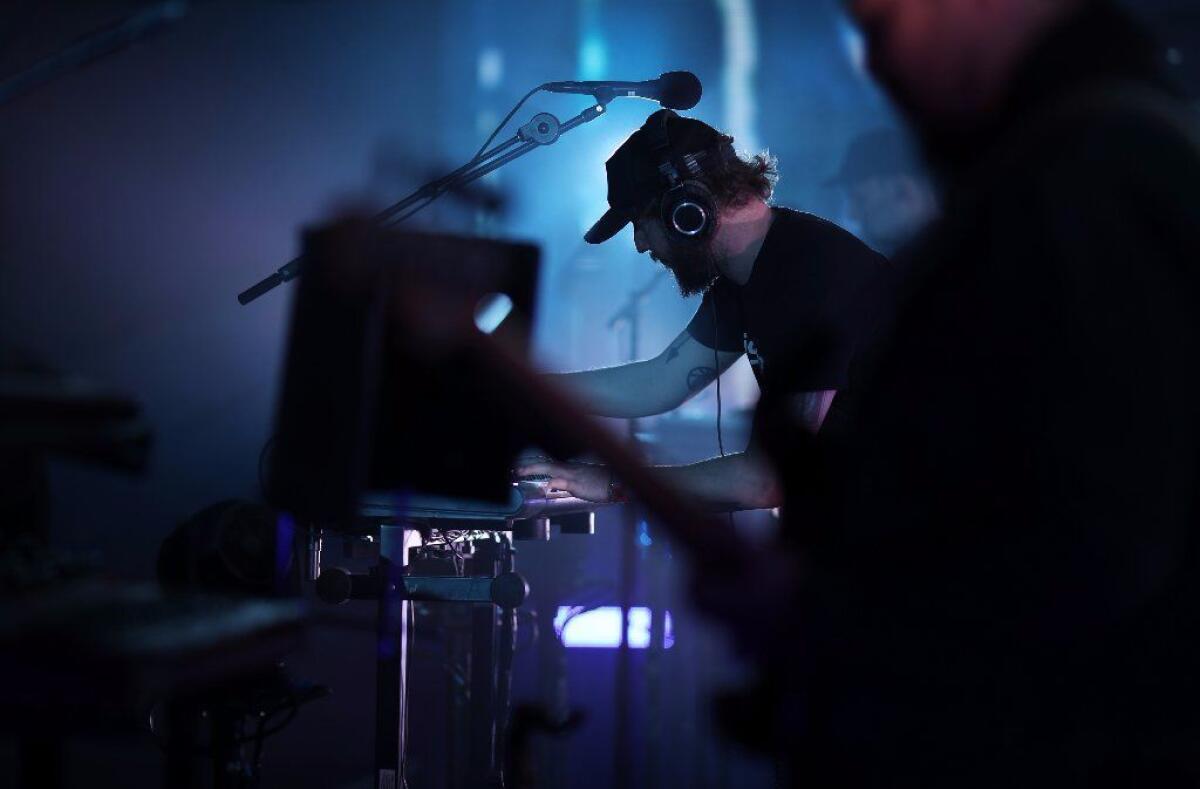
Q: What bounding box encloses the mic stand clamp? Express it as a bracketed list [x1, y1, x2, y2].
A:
[238, 96, 612, 305]
[518, 113, 560, 145]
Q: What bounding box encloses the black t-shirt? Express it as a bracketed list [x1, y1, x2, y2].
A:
[685, 207, 890, 397]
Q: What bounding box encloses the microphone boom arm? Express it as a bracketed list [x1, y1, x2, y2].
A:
[237, 93, 612, 305]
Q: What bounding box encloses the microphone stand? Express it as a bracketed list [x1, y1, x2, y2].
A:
[606, 268, 667, 789]
[238, 89, 617, 305]
[605, 269, 668, 336]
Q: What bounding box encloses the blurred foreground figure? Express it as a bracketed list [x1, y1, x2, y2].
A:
[739, 0, 1200, 785]
[825, 127, 937, 255]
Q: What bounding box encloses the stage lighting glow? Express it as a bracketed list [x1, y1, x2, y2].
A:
[477, 47, 504, 89]
[838, 18, 868, 78]
[578, 0, 607, 80]
[579, 36, 607, 81]
[554, 606, 675, 649]
[474, 293, 514, 334]
[717, 0, 761, 154]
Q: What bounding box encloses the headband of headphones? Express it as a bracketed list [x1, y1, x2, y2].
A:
[644, 110, 735, 190]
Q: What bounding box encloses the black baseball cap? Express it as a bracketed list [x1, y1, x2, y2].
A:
[585, 109, 728, 244]
[824, 127, 923, 187]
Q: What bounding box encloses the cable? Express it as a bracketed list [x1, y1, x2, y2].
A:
[472, 84, 543, 162]
[374, 84, 540, 233]
[710, 292, 737, 528]
[380, 195, 437, 229]
[711, 293, 726, 458]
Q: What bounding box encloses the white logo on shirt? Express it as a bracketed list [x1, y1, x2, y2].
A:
[744, 333, 763, 372]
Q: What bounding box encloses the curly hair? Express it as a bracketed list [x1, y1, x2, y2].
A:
[638, 137, 779, 223]
[703, 134, 779, 207]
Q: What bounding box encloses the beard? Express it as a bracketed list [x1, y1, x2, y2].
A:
[655, 241, 720, 297]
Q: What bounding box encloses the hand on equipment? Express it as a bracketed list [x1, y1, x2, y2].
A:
[514, 460, 616, 503]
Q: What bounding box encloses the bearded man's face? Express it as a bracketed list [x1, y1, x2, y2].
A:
[633, 214, 720, 297]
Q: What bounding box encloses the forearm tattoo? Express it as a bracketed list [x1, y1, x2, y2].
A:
[687, 366, 717, 392]
[664, 334, 691, 364]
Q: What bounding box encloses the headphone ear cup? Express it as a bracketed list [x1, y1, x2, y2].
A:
[660, 180, 717, 241]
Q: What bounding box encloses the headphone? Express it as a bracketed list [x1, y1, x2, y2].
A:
[644, 111, 739, 468]
[645, 110, 732, 242]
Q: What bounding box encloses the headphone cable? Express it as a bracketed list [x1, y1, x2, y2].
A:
[710, 291, 738, 529]
[712, 292, 726, 458]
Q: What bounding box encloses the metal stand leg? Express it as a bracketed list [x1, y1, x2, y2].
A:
[317, 528, 527, 789]
[536, 598, 571, 788]
[446, 608, 470, 789]
[375, 523, 411, 789]
[644, 539, 668, 789]
[494, 547, 519, 784]
[467, 537, 501, 787]
[614, 502, 638, 789]
[469, 603, 499, 785]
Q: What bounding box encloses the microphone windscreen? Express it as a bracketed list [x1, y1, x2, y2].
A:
[657, 71, 702, 110]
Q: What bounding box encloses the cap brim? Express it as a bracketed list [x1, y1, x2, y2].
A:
[584, 208, 630, 245]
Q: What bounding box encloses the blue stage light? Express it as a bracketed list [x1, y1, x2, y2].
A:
[554, 606, 675, 649]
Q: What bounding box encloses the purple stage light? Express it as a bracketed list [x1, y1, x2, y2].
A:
[554, 606, 674, 649]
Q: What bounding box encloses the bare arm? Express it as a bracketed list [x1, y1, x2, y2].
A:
[652, 451, 782, 511]
[516, 451, 781, 512]
[549, 329, 742, 419]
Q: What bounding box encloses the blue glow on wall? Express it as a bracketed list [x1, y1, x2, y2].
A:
[837, 16, 868, 79]
[555, 606, 675, 649]
[477, 46, 504, 89]
[578, 0, 607, 79]
[579, 36, 608, 80]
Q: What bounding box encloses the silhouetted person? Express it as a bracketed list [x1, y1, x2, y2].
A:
[719, 1, 1200, 786]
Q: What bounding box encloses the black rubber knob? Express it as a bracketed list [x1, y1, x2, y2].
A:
[490, 572, 529, 609]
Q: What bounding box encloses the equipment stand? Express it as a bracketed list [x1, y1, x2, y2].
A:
[375, 523, 412, 789]
[467, 538, 500, 787]
[608, 270, 667, 789]
[316, 525, 528, 789]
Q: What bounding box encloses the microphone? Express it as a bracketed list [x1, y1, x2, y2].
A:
[542, 71, 702, 111]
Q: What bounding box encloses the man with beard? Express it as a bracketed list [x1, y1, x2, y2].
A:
[718, 0, 1200, 786]
[519, 109, 889, 510]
